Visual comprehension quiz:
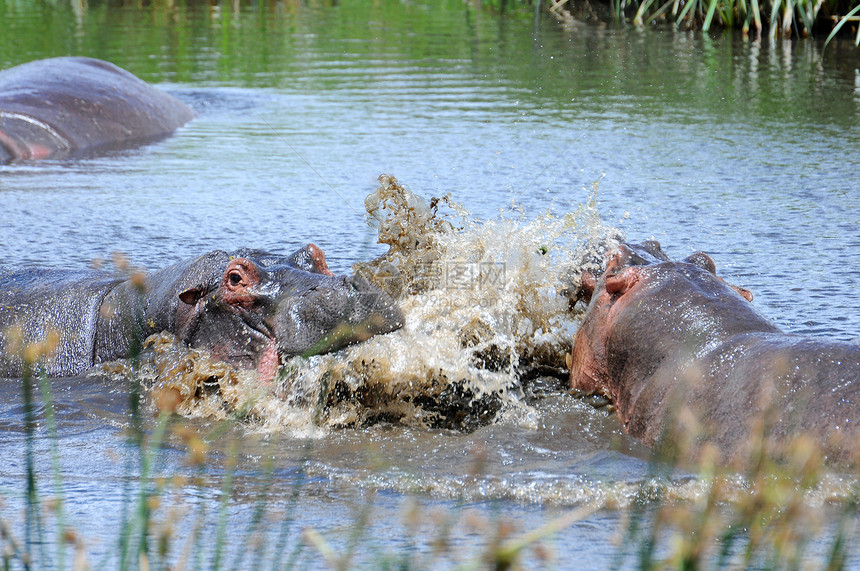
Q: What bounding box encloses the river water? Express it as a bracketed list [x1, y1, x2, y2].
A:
[1, 0, 859, 567]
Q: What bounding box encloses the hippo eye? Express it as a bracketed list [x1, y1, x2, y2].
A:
[228, 272, 243, 286]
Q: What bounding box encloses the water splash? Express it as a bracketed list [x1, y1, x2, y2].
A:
[109, 175, 621, 435]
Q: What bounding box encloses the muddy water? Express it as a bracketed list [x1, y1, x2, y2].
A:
[1, 0, 860, 566]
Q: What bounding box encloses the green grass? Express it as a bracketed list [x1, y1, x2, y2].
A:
[492, 0, 859, 41]
[1, 256, 857, 568]
[542, 0, 860, 38]
[613, 442, 860, 569]
[3, 329, 858, 569]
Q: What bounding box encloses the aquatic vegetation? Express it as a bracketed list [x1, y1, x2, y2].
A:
[825, 1, 860, 44]
[607, 388, 860, 568]
[549, 0, 860, 38]
[0, 339, 600, 569]
[469, 0, 860, 40]
[3, 366, 858, 569]
[3, 178, 858, 569]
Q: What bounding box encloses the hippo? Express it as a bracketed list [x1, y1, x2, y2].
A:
[0, 245, 403, 379]
[0, 57, 193, 162]
[569, 241, 860, 467]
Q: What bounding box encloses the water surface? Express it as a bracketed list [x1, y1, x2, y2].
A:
[1, 0, 859, 566]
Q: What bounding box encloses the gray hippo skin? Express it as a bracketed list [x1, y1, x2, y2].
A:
[0, 245, 403, 379]
[0, 57, 193, 161]
[569, 241, 860, 466]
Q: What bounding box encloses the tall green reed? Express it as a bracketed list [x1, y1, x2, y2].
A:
[825, 2, 860, 45]
[3, 255, 857, 569]
[21, 369, 44, 570]
[546, 0, 859, 38]
[0, 259, 315, 570]
[611, 406, 860, 569]
[6, 335, 858, 569]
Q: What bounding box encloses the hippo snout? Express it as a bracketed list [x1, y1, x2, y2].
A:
[273, 275, 403, 357]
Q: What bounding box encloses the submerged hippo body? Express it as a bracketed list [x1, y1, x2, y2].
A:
[570, 241, 860, 466]
[0, 57, 193, 162]
[0, 245, 403, 379]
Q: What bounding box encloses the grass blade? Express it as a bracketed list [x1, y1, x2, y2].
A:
[703, 0, 721, 31]
[36, 373, 67, 570]
[634, 0, 659, 25]
[676, 0, 701, 28]
[751, 0, 763, 34]
[824, 3, 860, 48]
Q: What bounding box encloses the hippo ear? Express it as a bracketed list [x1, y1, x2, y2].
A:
[641, 240, 670, 261]
[682, 252, 754, 301]
[287, 244, 335, 277]
[577, 271, 597, 305]
[728, 283, 754, 302]
[179, 287, 206, 305]
[684, 252, 717, 274]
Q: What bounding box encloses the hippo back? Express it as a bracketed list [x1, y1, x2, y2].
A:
[570, 242, 860, 467]
[0, 57, 193, 160]
[0, 268, 124, 377]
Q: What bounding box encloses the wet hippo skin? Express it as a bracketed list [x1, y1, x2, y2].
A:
[0, 57, 193, 161]
[0, 245, 404, 379]
[569, 241, 860, 467]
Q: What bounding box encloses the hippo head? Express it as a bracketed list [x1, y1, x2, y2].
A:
[168, 245, 403, 380]
[569, 241, 755, 396]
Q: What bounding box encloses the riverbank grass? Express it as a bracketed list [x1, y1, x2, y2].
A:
[540, 0, 858, 41]
[2, 333, 858, 568]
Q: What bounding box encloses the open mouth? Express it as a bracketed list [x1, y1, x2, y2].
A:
[236, 307, 277, 345]
[256, 338, 281, 382]
[0, 111, 71, 160]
